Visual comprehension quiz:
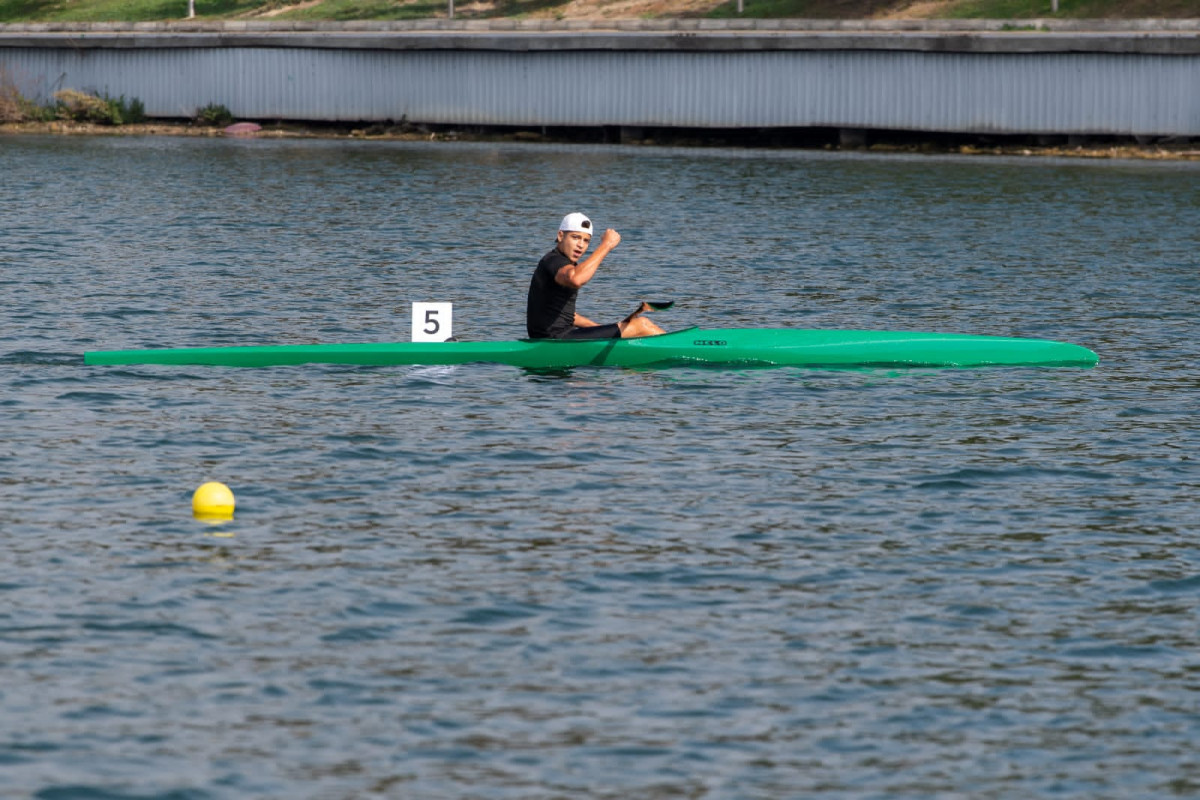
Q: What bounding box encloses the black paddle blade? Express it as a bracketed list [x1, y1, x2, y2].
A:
[646, 301, 674, 311]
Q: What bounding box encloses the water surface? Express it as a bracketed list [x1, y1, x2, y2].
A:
[1, 136, 1198, 798]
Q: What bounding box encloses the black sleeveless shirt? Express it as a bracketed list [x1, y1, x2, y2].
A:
[526, 249, 577, 339]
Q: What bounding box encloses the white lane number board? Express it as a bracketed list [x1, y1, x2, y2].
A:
[412, 302, 453, 342]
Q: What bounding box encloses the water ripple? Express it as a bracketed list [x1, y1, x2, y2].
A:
[0, 137, 1196, 799]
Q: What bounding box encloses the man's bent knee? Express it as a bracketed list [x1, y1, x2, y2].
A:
[620, 317, 666, 339]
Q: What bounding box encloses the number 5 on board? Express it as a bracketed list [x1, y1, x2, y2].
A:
[411, 302, 453, 342]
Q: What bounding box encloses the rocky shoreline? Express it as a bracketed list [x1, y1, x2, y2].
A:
[4, 119, 1199, 161]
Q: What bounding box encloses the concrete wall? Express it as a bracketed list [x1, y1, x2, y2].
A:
[2, 20, 1198, 136]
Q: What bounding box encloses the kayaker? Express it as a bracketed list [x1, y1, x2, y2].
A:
[526, 212, 666, 340]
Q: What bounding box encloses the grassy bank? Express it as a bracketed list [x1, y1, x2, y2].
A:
[0, 0, 1196, 22]
[712, 0, 1198, 19]
[0, 82, 147, 123]
[0, 77, 238, 128]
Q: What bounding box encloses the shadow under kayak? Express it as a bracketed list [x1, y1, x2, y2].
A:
[83, 328, 1099, 370]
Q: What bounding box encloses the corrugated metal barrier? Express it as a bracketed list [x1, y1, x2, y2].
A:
[2, 25, 1198, 136]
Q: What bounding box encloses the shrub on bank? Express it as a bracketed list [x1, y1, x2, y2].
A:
[0, 84, 24, 122]
[0, 69, 47, 122]
[54, 89, 146, 125]
[0, 77, 147, 125]
[196, 103, 234, 127]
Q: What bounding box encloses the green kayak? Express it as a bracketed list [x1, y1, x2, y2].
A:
[84, 327, 1098, 370]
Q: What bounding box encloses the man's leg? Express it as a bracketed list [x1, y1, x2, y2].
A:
[617, 301, 666, 338]
[618, 316, 665, 338]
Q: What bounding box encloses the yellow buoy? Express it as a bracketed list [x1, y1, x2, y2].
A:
[192, 481, 235, 520]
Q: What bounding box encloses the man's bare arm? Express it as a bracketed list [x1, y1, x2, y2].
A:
[555, 229, 621, 290]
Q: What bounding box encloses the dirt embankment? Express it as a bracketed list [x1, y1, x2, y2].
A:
[5, 118, 1198, 161]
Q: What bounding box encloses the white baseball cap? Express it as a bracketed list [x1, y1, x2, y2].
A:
[558, 212, 593, 236]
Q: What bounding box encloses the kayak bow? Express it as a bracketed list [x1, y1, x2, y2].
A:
[83, 328, 1098, 370]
